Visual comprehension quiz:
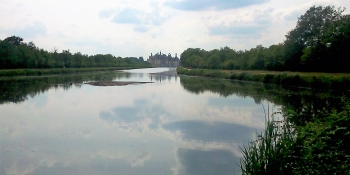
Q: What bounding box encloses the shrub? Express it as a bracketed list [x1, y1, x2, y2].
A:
[240, 98, 350, 174]
[286, 97, 350, 174]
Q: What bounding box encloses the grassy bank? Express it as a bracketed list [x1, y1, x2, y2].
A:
[0, 67, 149, 77]
[240, 99, 350, 174]
[177, 67, 350, 90]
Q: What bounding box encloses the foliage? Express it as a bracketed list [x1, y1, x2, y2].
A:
[240, 98, 350, 174]
[180, 5, 350, 73]
[0, 36, 151, 69]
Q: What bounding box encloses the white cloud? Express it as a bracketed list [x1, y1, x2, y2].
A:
[16, 21, 47, 38]
[165, 0, 268, 11]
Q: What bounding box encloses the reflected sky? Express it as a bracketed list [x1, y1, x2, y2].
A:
[176, 148, 240, 175]
[163, 120, 255, 143]
[0, 68, 267, 175]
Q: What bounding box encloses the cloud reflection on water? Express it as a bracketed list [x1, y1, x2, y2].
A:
[175, 148, 240, 175]
[99, 97, 172, 131]
[163, 120, 255, 143]
[0, 68, 269, 175]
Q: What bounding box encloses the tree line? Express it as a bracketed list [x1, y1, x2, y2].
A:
[180, 5, 350, 73]
[0, 36, 149, 69]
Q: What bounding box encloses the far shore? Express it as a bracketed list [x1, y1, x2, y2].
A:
[0, 67, 150, 77]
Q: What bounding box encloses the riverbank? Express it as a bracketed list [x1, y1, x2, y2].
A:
[240, 97, 350, 174]
[177, 67, 350, 90]
[0, 67, 149, 77]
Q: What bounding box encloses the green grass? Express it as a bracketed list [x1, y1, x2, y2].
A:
[240, 98, 350, 174]
[240, 108, 295, 175]
[0, 67, 145, 77]
[177, 67, 350, 89]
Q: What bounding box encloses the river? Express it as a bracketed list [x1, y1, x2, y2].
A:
[0, 68, 348, 175]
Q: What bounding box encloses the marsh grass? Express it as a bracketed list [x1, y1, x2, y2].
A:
[239, 98, 350, 175]
[239, 106, 295, 175]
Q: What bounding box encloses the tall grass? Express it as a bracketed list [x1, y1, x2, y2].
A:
[239, 98, 350, 174]
[239, 107, 295, 174]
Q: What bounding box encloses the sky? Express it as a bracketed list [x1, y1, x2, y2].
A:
[1, 0, 349, 59]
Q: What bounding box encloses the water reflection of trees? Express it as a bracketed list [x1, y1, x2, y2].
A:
[0, 72, 131, 104]
[180, 76, 350, 126]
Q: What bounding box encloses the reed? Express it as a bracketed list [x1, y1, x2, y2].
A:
[239, 107, 295, 174]
[239, 98, 350, 174]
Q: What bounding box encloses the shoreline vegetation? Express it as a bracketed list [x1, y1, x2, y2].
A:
[0, 36, 151, 71]
[0, 67, 149, 77]
[240, 99, 350, 174]
[176, 67, 350, 90]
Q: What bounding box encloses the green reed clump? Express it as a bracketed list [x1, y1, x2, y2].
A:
[240, 98, 350, 175]
[239, 110, 295, 175]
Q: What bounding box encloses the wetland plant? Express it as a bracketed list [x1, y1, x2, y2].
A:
[239, 98, 350, 174]
[239, 109, 295, 175]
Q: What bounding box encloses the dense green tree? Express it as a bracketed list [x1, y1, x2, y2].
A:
[0, 37, 150, 69]
[73, 52, 83, 68]
[180, 5, 349, 73]
[284, 5, 345, 71]
[264, 44, 285, 70]
[4, 36, 23, 46]
[0, 41, 18, 68]
[207, 54, 221, 69]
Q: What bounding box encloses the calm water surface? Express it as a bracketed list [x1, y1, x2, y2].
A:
[1, 68, 346, 175]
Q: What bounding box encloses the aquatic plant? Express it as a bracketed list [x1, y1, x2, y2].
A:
[239, 98, 350, 174]
[239, 107, 295, 174]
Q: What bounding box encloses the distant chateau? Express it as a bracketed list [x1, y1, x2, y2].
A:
[148, 51, 180, 67]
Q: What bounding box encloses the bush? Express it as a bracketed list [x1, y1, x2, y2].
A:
[286, 97, 350, 174]
[240, 98, 350, 174]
